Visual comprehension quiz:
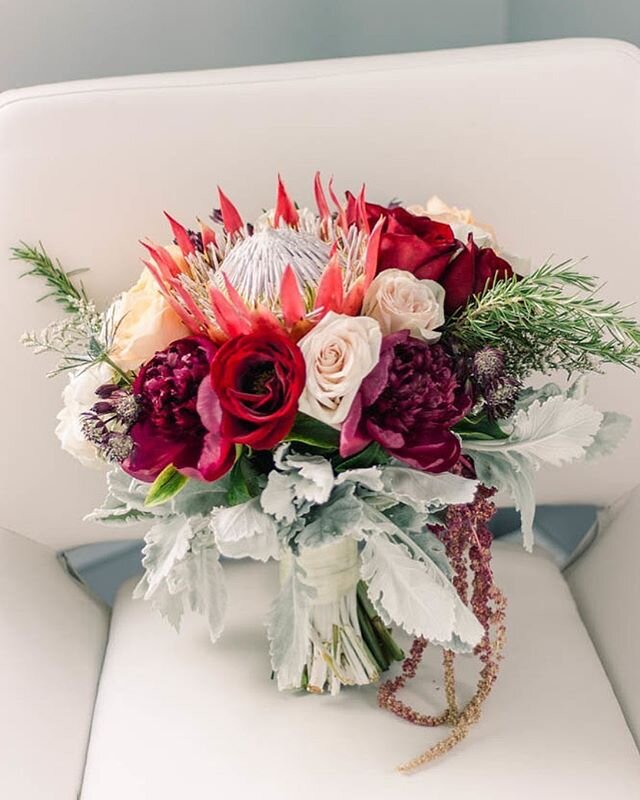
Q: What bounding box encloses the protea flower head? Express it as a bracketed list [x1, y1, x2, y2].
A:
[140, 174, 383, 341]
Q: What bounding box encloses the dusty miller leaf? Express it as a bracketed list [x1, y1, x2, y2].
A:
[213, 497, 280, 562]
[584, 411, 631, 461]
[379, 465, 478, 511]
[133, 514, 195, 600]
[472, 450, 537, 551]
[360, 532, 483, 652]
[464, 395, 603, 467]
[170, 541, 227, 643]
[266, 562, 312, 690]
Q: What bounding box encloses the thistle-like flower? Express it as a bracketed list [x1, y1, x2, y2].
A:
[471, 346, 506, 384]
[483, 375, 522, 419]
[81, 384, 140, 462]
[102, 432, 134, 463]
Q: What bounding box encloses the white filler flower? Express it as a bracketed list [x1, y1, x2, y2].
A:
[55, 361, 113, 468]
[298, 311, 381, 427]
[362, 269, 445, 342]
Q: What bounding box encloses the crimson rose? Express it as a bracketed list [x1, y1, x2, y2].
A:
[346, 194, 456, 277]
[208, 327, 305, 450]
[340, 331, 471, 472]
[123, 336, 235, 482]
[440, 234, 514, 313]
[346, 194, 515, 313]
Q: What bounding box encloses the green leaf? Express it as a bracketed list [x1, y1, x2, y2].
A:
[226, 449, 261, 506]
[454, 413, 509, 441]
[334, 442, 389, 472]
[284, 412, 340, 451]
[144, 465, 189, 508]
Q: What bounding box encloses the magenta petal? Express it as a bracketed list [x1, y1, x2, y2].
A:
[391, 431, 461, 473]
[359, 350, 392, 407]
[196, 375, 224, 432]
[366, 419, 405, 449]
[180, 432, 235, 482]
[123, 420, 192, 482]
[339, 395, 372, 457]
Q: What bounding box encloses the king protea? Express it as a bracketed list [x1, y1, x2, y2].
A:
[141, 174, 383, 342]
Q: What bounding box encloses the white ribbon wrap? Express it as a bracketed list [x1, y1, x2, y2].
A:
[280, 537, 359, 605]
[279, 537, 379, 694]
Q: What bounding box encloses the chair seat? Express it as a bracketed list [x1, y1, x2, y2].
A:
[80, 541, 640, 799]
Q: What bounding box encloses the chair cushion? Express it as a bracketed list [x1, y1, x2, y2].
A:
[0, 528, 109, 799]
[80, 541, 640, 799]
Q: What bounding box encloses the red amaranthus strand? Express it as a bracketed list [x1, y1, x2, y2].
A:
[378, 475, 507, 773]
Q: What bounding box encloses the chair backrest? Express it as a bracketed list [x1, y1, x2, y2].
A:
[1, 38, 639, 549]
[567, 486, 640, 743]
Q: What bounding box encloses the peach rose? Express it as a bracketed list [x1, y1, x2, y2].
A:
[109, 266, 190, 372]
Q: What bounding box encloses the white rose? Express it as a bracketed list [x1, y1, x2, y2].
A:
[55, 362, 114, 468]
[362, 269, 445, 342]
[298, 312, 382, 427]
[109, 265, 190, 372]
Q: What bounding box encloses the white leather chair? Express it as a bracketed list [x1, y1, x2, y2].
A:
[1, 38, 639, 799]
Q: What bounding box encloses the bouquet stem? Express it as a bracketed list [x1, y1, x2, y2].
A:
[280, 538, 404, 694]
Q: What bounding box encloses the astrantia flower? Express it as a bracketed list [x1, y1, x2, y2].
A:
[483, 376, 522, 420]
[471, 346, 506, 384]
[340, 331, 471, 472]
[207, 326, 306, 450]
[123, 336, 234, 482]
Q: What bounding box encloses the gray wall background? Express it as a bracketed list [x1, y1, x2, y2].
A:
[2, 0, 639, 93]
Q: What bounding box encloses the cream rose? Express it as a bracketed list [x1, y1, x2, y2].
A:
[409, 196, 497, 249]
[55, 362, 114, 468]
[298, 312, 382, 427]
[362, 269, 445, 342]
[109, 265, 190, 372]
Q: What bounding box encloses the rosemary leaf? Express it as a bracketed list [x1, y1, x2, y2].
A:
[447, 260, 640, 377]
[12, 241, 88, 314]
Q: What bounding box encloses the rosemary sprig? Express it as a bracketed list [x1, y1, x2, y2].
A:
[447, 260, 640, 376]
[12, 241, 88, 314]
[13, 241, 132, 385]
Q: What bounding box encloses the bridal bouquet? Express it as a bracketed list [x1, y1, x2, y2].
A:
[16, 176, 640, 770]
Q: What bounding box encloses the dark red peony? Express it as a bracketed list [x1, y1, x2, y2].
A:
[208, 327, 305, 450]
[340, 331, 471, 472]
[123, 336, 234, 482]
[440, 234, 514, 313]
[346, 194, 457, 277]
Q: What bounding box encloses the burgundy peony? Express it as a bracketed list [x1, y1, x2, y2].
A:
[340, 331, 471, 472]
[123, 336, 234, 482]
[439, 234, 514, 313]
[346, 194, 457, 277]
[208, 326, 306, 450]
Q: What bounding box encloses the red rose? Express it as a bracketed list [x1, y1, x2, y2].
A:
[208, 327, 305, 450]
[440, 234, 514, 313]
[346, 194, 457, 277]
